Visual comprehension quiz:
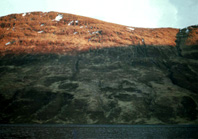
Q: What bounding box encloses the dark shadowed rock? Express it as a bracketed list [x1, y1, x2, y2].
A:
[178, 96, 197, 120]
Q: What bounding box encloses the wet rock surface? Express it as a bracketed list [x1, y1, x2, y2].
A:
[0, 39, 197, 124]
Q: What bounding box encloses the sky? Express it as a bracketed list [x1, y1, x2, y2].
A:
[0, 0, 198, 28]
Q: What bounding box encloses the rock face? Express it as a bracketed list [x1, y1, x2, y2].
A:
[0, 12, 198, 124]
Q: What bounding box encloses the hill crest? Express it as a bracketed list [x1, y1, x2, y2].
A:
[0, 11, 197, 55]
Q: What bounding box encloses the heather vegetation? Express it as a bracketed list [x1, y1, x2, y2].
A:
[0, 11, 180, 55]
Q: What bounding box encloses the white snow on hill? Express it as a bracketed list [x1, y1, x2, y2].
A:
[54, 14, 63, 21]
[22, 13, 26, 17]
[38, 31, 44, 33]
[127, 27, 135, 31]
[5, 42, 11, 45]
[68, 21, 74, 26]
[186, 29, 189, 33]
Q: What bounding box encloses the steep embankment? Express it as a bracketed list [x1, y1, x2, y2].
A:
[0, 12, 198, 124]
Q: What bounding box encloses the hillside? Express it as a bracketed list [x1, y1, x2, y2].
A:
[0, 12, 198, 124]
[0, 11, 182, 55]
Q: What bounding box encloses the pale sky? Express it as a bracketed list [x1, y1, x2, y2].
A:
[0, 0, 198, 28]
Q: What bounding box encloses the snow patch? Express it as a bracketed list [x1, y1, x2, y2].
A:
[92, 31, 99, 34]
[128, 27, 135, 31]
[22, 13, 26, 17]
[38, 31, 44, 33]
[89, 31, 101, 35]
[186, 29, 189, 33]
[5, 42, 11, 45]
[55, 14, 63, 21]
[68, 21, 74, 26]
[43, 12, 47, 16]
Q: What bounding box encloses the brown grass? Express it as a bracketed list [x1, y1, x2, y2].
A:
[0, 11, 181, 55]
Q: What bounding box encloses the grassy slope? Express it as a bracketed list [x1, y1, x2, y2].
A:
[0, 11, 180, 55]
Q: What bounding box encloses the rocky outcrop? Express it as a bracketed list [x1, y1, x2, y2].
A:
[0, 12, 197, 124]
[0, 42, 198, 124]
[176, 26, 198, 59]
